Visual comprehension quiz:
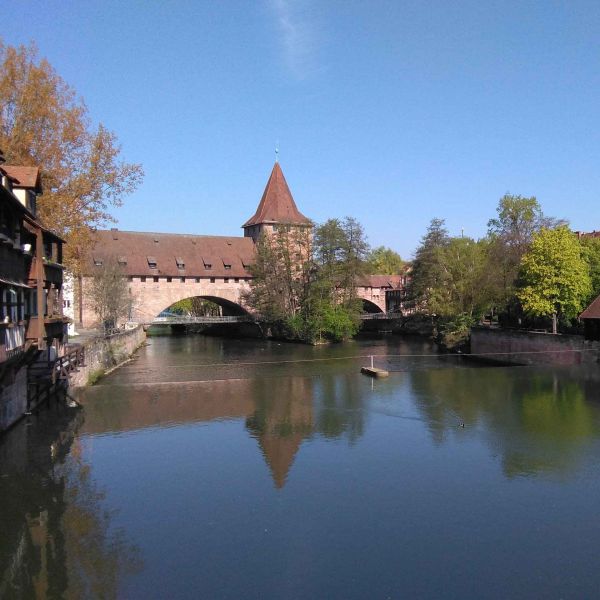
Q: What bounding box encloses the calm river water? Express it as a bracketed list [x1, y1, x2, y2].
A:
[2, 334, 600, 599]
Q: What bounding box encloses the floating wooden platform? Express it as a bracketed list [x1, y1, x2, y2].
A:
[361, 367, 389, 378]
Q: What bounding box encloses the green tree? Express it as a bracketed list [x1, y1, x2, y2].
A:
[169, 298, 221, 316]
[517, 227, 591, 334]
[579, 236, 600, 301]
[441, 237, 490, 318]
[314, 217, 369, 307]
[487, 194, 564, 311]
[0, 41, 143, 271]
[245, 217, 368, 342]
[244, 225, 313, 322]
[409, 218, 449, 314]
[366, 246, 404, 274]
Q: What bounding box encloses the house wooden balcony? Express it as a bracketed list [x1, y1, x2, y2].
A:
[26, 316, 68, 342]
[0, 322, 26, 363]
[43, 261, 64, 285]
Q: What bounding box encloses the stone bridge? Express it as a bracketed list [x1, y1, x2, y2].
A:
[119, 277, 389, 325]
[81, 273, 391, 327]
[79, 162, 403, 328]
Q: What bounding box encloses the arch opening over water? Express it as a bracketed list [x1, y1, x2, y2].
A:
[158, 295, 250, 319]
[361, 299, 385, 314]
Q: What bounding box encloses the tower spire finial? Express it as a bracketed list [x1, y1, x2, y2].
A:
[275, 140, 279, 163]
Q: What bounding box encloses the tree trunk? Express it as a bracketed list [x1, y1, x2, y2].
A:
[552, 312, 557, 335]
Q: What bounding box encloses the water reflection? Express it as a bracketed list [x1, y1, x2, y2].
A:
[411, 366, 600, 478]
[4, 336, 600, 598]
[246, 378, 314, 488]
[0, 403, 141, 598]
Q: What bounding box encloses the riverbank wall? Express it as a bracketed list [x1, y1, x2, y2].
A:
[71, 326, 146, 388]
[470, 327, 600, 366]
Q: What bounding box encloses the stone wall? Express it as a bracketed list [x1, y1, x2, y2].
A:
[470, 327, 600, 366]
[70, 325, 146, 388]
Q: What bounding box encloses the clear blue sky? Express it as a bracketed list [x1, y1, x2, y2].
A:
[3, 1, 600, 258]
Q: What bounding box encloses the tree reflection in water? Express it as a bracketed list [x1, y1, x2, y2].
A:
[410, 366, 600, 478]
[0, 402, 141, 599]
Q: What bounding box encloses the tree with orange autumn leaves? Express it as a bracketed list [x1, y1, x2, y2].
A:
[0, 40, 143, 272]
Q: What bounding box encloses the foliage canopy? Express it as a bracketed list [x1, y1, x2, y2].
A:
[0, 41, 143, 271]
[245, 218, 368, 342]
[517, 227, 591, 332]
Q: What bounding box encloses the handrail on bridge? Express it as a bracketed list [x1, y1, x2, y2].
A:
[140, 311, 405, 326]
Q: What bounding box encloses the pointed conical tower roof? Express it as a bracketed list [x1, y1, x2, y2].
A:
[243, 162, 311, 228]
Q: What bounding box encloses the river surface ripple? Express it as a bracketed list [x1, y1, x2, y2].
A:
[2, 334, 600, 599]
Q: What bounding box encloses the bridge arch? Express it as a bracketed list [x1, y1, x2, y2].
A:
[361, 299, 385, 314]
[158, 295, 250, 318]
[126, 278, 252, 324]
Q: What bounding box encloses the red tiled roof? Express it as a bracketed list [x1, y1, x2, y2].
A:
[243, 162, 311, 228]
[2, 165, 41, 190]
[357, 274, 405, 289]
[83, 230, 256, 278]
[580, 294, 600, 319]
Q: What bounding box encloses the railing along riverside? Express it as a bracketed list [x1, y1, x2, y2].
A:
[360, 312, 403, 320]
[52, 345, 85, 383]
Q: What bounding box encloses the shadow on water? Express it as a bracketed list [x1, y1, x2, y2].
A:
[0, 403, 142, 599]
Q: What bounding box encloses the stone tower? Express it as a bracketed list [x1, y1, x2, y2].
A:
[242, 162, 311, 242]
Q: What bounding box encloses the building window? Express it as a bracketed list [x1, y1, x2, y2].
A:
[93, 257, 103, 267]
[147, 256, 157, 269]
[224, 278, 229, 283]
[210, 278, 215, 284]
[180, 277, 185, 282]
[176, 257, 185, 269]
[195, 278, 200, 283]
[141, 276, 146, 283]
[234, 278, 239, 283]
[128, 276, 133, 281]
[153, 276, 159, 283]
[166, 277, 172, 282]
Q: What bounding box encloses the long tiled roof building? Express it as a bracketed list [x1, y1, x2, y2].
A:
[80, 162, 407, 326]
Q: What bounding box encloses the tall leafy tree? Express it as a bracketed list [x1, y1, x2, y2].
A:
[314, 217, 369, 306]
[409, 218, 450, 314]
[246, 217, 369, 342]
[441, 237, 490, 318]
[244, 226, 313, 322]
[486, 194, 564, 310]
[0, 41, 143, 271]
[518, 227, 591, 334]
[579, 236, 600, 302]
[366, 246, 404, 274]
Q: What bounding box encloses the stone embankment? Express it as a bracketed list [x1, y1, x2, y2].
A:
[71, 325, 146, 387]
[470, 327, 600, 366]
